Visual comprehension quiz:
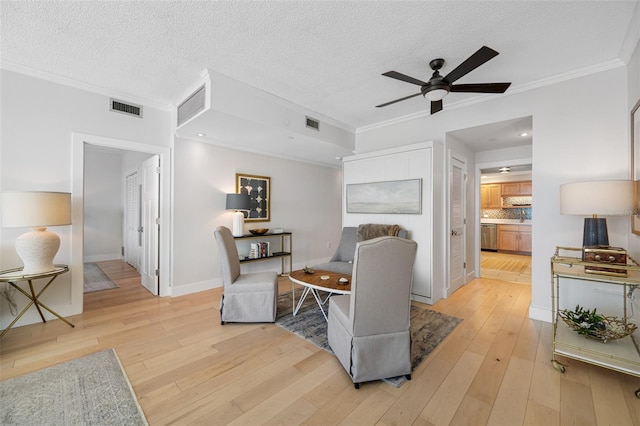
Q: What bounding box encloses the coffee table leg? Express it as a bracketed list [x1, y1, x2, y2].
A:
[310, 289, 329, 322]
[293, 286, 311, 316]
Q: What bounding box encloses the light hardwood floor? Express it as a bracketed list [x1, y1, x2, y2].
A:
[2, 259, 639, 425]
[481, 251, 532, 284]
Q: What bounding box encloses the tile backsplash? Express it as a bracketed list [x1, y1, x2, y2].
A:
[482, 207, 532, 220]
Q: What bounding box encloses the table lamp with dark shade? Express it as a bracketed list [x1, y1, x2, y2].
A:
[560, 180, 635, 247]
[226, 193, 251, 237]
[1, 191, 72, 274]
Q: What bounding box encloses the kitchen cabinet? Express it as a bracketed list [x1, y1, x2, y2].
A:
[498, 224, 531, 253]
[481, 184, 502, 208]
[501, 181, 532, 196]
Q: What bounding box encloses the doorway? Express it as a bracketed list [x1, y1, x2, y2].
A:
[71, 133, 171, 315]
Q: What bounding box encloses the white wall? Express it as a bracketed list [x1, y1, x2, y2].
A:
[357, 65, 630, 322]
[627, 37, 640, 259]
[84, 148, 123, 262]
[171, 138, 343, 295]
[0, 69, 171, 329]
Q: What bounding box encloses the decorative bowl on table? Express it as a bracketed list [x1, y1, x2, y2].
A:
[559, 305, 637, 343]
[249, 228, 269, 235]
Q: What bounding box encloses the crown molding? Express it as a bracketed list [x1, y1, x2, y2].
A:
[0, 61, 171, 111]
[356, 59, 626, 134]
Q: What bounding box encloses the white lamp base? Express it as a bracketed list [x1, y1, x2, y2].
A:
[15, 227, 60, 275]
[231, 211, 245, 237]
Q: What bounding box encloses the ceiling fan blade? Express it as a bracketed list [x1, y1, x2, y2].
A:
[431, 99, 443, 114]
[376, 92, 422, 108]
[443, 46, 499, 84]
[450, 82, 511, 93]
[382, 71, 428, 86]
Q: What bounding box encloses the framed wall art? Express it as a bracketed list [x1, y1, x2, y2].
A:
[632, 98, 640, 235]
[236, 173, 270, 222]
[346, 178, 422, 214]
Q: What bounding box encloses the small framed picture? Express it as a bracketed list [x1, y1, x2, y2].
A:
[236, 173, 270, 222]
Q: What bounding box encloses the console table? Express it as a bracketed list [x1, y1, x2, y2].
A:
[234, 232, 292, 275]
[550, 247, 640, 397]
[0, 265, 74, 338]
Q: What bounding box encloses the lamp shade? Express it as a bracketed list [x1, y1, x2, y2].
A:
[1, 191, 72, 274]
[2, 191, 71, 227]
[225, 193, 250, 211]
[560, 180, 635, 216]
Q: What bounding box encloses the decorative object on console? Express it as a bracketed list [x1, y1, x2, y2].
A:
[583, 245, 628, 277]
[236, 173, 270, 222]
[559, 180, 635, 248]
[346, 179, 421, 214]
[560, 304, 637, 343]
[1, 191, 71, 274]
[249, 228, 268, 235]
[225, 193, 251, 237]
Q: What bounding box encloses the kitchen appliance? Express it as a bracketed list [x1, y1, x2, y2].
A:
[481, 223, 497, 251]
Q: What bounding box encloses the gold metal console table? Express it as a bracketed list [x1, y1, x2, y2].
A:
[0, 265, 73, 338]
[550, 247, 640, 397]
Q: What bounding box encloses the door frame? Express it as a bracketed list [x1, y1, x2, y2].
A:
[71, 133, 171, 313]
[475, 156, 532, 277]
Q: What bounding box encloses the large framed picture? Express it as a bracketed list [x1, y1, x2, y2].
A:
[632, 98, 640, 235]
[237, 173, 270, 222]
[346, 179, 422, 214]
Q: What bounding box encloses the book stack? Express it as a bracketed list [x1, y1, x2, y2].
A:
[249, 241, 270, 259]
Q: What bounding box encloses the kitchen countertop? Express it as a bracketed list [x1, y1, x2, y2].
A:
[481, 218, 532, 225]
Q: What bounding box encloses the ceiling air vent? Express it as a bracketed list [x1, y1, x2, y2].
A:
[177, 84, 206, 127]
[110, 98, 143, 118]
[306, 116, 320, 131]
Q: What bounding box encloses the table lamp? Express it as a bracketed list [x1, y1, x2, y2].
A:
[1, 191, 72, 274]
[560, 180, 634, 247]
[226, 193, 251, 237]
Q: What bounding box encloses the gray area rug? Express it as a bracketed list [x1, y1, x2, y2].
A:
[275, 290, 462, 387]
[84, 262, 118, 293]
[0, 349, 147, 426]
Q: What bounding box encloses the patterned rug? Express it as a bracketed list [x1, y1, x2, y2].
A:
[83, 262, 118, 293]
[275, 290, 462, 386]
[0, 349, 147, 425]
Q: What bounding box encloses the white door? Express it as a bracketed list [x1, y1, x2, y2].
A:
[140, 155, 160, 295]
[124, 171, 140, 268]
[448, 156, 466, 297]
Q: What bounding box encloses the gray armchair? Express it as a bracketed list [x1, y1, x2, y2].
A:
[214, 226, 278, 324]
[327, 236, 418, 388]
[313, 225, 409, 275]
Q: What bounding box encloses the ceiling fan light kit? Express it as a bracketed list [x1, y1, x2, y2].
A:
[377, 46, 512, 114]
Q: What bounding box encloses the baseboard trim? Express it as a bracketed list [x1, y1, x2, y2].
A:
[529, 304, 551, 323]
[171, 278, 222, 297]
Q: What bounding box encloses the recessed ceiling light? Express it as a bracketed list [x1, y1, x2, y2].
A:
[197, 133, 206, 137]
[499, 166, 511, 173]
[519, 132, 528, 137]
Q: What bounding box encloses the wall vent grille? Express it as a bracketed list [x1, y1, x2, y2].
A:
[177, 84, 206, 127]
[306, 116, 320, 131]
[110, 98, 143, 118]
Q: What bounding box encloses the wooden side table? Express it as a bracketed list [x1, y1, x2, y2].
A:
[0, 265, 73, 338]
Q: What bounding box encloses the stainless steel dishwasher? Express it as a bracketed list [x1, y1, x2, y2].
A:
[481, 223, 497, 251]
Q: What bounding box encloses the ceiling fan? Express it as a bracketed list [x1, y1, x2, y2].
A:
[376, 46, 511, 114]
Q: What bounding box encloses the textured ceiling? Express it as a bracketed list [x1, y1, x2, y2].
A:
[2, 1, 639, 132]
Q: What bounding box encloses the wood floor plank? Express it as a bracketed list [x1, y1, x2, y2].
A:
[3, 256, 640, 425]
